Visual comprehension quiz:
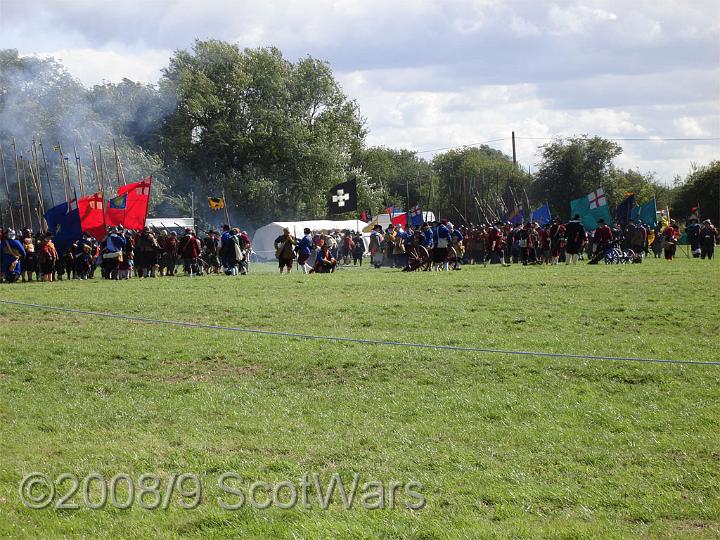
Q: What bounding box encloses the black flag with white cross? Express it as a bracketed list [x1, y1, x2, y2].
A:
[328, 179, 358, 214]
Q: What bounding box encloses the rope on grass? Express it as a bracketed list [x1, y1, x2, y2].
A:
[1, 299, 717, 367]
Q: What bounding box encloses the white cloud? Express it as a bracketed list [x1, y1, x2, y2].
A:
[548, 4, 617, 34]
[673, 116, 709, 137]
[510, 15, 541, 37]
[0, 0, 718, 181]
[30, 48, 172, 86]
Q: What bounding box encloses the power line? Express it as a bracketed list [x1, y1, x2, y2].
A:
[415, 137, 511, 154]
[1, 300, 717, 367]
[517, 137, 720, 142]
[414, 136, 720, 155]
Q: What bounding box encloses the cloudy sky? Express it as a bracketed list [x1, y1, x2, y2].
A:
[1, 0, 718, 181]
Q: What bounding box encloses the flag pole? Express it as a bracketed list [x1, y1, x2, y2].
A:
[222, 189, 231, 226]
[64, 156, 73, 201]
[113, 139, 122, 187]
[406, 176, 411, 229]
[0, 143, 15, 230]
[98, 145, 109, 195]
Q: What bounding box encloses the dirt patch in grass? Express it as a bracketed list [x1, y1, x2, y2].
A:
[672, 520, 718, 535]
[161, 362, 260, 384]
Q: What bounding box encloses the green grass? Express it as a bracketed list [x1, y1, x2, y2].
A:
[0, 257, 718, 539]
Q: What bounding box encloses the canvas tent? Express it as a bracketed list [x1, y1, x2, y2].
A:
[145, 218, 195, 230]
[362, 211, 436, 232]
[252, 219, 369, 261]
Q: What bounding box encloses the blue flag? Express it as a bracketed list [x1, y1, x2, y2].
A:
[630, 198, 658, 228]
[410, 205, 424, 227]
[109, 194, 127, 210]
[531, 203, 551, 226]
[504, 205, 524, 225]
[570, 188, 613, 230]
[44, 199, 83, 254]
[615, 194, 636, 227]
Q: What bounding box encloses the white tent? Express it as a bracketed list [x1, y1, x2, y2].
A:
[145, 218, 194, 230]
[362, 211, 436, 232]
[252, 219, 369, 261]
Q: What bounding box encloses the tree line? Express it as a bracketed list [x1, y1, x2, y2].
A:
[0, 42, 716, 231]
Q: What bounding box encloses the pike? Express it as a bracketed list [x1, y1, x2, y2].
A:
[470, 186, 483, 223]
[451, 204, 467, 224]
[29, 141, 46, 212]
[34, 207, 43, 233]
[10, 138, 27, 229]
[98, 145, 109, 193]
[74, 145, 85, 197]
[27, 154, 46, 222]
[21, 157, 34, 230]
[54, 143, 68, 201]
[0, 143, 16, 230]
[63, 154, 75, 200]
[89, 144, 101, 192]
[222, 189, 231, 226]
[113, 139, 126, 186]
[522, 186, 532, 224]
[38, 139, 55, 207]
[56, 143, 71, 202]
[507, 183, 521, 213]
[474, 194, 497, 222]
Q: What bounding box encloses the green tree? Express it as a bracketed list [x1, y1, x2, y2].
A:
[432, 146, 529, 224]
[353, 147, 433, 215]
[606, 167, 673, 212]
[0, 49, 169, 223]
[671, 161, 720, 225]
[532, 136, 622, 219]
[160, 40, 366, 225]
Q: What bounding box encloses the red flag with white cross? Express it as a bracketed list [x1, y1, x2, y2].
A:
[116, 176, 152, 230]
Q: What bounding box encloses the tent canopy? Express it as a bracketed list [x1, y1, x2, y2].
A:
[145, 218, 194, 230]
[362, 211, 436, 232]
[252, 219, 368, 260]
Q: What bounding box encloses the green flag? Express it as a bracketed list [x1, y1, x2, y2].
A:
[630, 198, 658, 228]
[570, 188, 612, 230]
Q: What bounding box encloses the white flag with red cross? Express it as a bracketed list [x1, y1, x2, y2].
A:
[587, 188, 607, 209]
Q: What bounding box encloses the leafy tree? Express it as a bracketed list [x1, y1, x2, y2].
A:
[606, 167, 673, 211]
[671, 161, 720, 224]
[0, 49, 169, 224]
[531, 136, 622, 219]
[353, 146, 433, 214]
[160, 40, 366, 225]
[432, 146, 530, 224]
[89, 79, 173, 154]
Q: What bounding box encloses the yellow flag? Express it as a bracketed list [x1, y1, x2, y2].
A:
[208, 197, 225, 210]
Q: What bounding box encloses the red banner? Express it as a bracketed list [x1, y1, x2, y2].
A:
[105, 176, 153, 230]
[390, 213, 407, 227]
[117, 177, 152, 230]
[77, 192, 106, 240]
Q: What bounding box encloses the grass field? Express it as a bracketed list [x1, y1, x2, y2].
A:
[0, 257, 718, 539]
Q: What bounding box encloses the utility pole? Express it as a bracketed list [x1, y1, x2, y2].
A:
[511, 131, 517, 167]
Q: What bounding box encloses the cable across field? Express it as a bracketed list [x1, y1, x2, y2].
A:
[1, 299, 717, 367]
